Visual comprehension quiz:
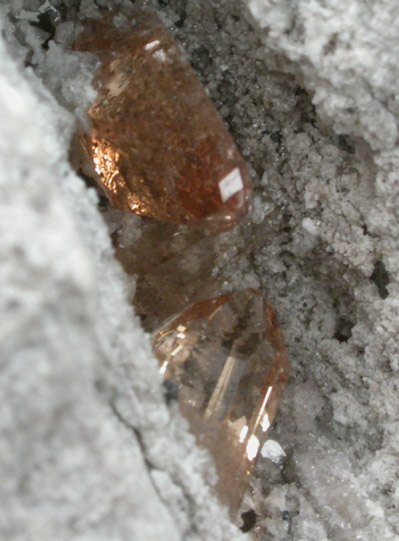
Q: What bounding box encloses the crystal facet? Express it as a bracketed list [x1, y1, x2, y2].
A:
[74, 10, 251, 231]
[152, 289, 289, 516]
[115, 223, 221, 329]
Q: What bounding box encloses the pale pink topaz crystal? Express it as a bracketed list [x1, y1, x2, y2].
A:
[74, 9, 251, 231]
[152, 289, 289, 516]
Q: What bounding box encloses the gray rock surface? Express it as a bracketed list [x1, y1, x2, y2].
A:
[1, 0, 399, 540]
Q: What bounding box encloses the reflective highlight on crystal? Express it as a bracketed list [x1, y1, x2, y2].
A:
[75, 10, 251, 231]
[152, 289, 289, 516]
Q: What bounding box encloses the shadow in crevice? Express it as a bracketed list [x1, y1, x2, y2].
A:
[370, 260, 389, 299]
[334, 316, 355, 342]
[240, 509, 257, 533]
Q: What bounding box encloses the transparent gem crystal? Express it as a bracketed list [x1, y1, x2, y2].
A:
[74, 9, 251, 231]
[152, 289, 289, 516]
[115, 223, 222, 329]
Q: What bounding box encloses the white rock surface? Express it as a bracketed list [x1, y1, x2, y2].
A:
[1, 0, 399, 539]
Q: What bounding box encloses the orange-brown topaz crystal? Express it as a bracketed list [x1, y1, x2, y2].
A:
[115, 223, 222, 328]
[75, 10, 251, 231]
[152, 289, 289, 516]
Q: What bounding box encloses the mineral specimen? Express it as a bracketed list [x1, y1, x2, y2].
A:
[114, 223, 222, 329]
[74, 9, 251, 231]
[152, 289, 289, 516]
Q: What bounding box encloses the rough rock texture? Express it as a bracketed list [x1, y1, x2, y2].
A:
[243, 1, 399, 539]
[1, 0, 399, 540]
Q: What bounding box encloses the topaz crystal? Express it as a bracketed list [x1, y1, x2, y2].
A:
[115, 223, 221, 328]
[152, 289, 289, 516]
[74, 9, 251, 231]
